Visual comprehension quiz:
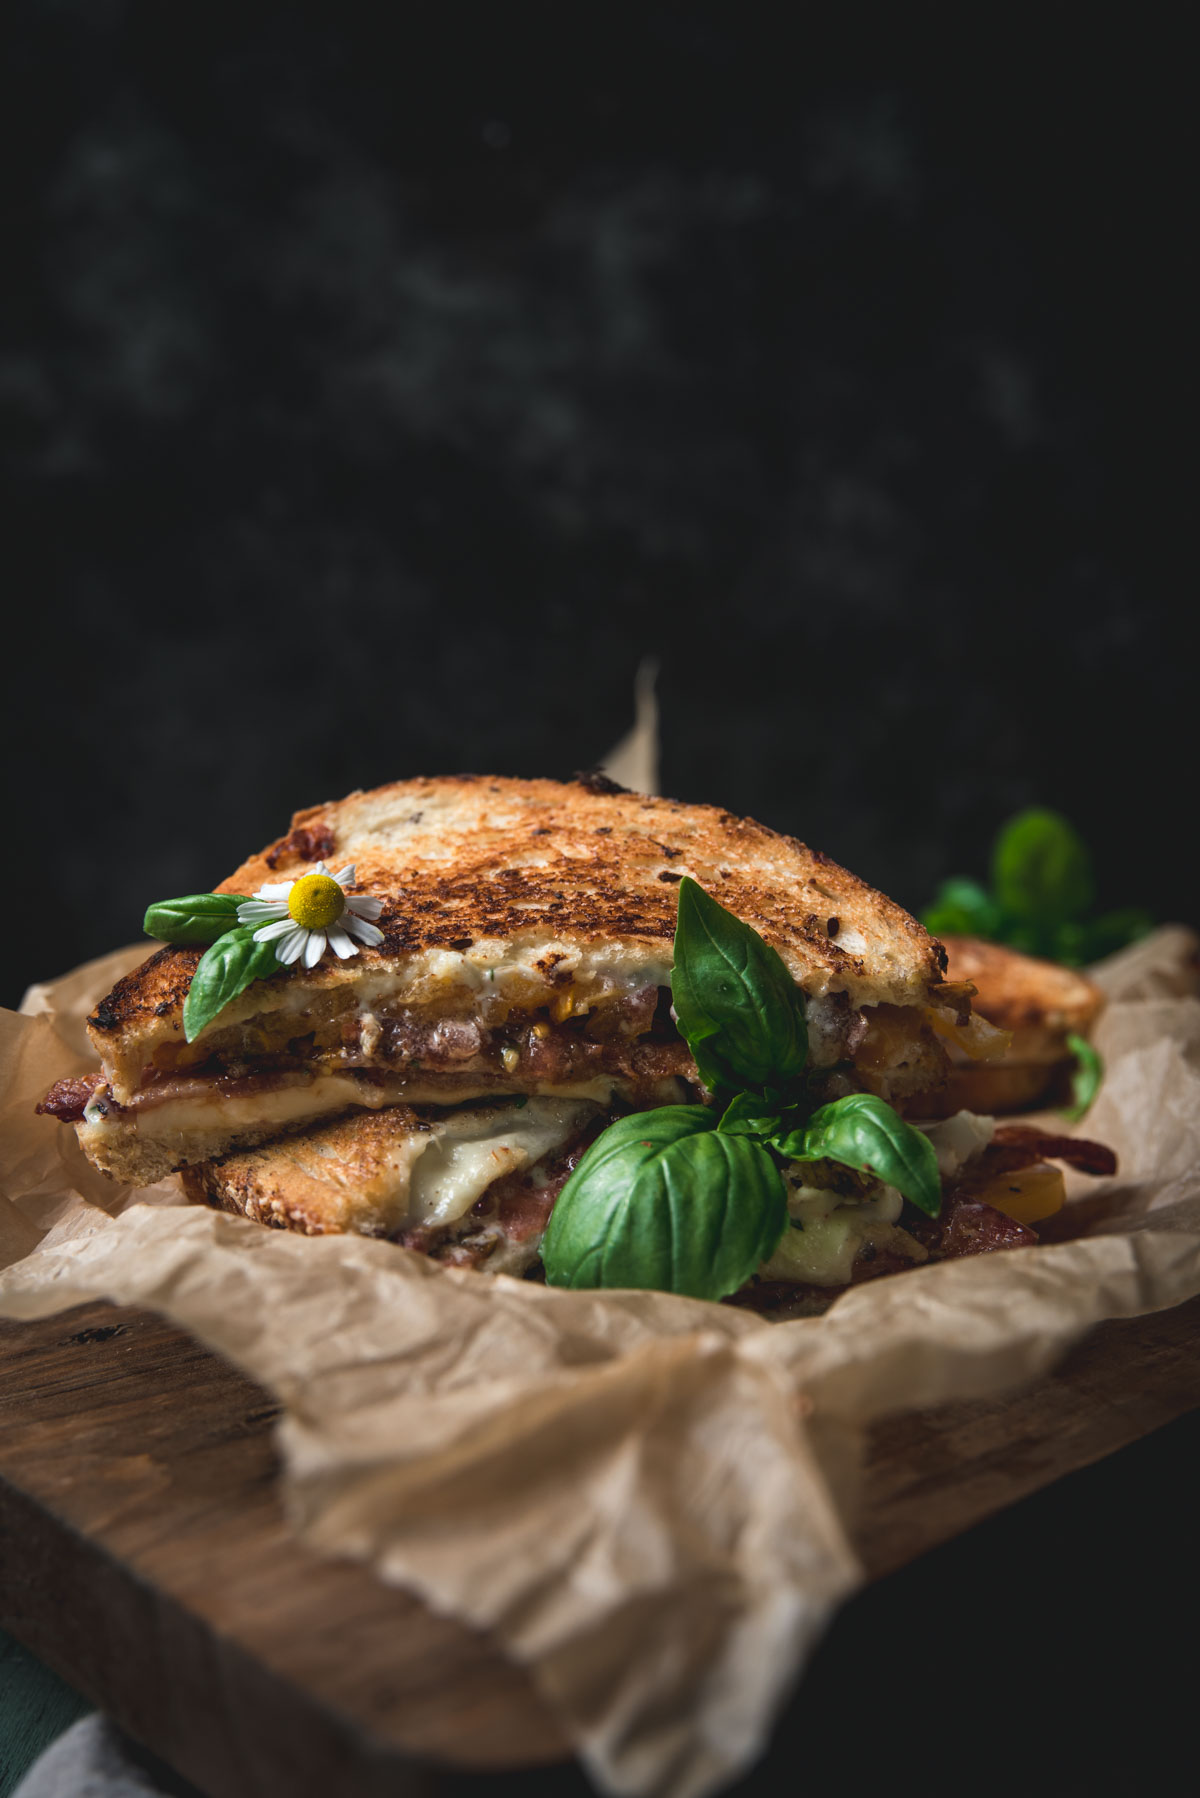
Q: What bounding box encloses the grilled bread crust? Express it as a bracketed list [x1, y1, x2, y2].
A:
[180, 1096, 598, 1242]
[939, 937, 1103, 1043]
[87, 775, 950, 1073]
[926, 936, 1105, 1117]
[182, 1104, 431, 1235]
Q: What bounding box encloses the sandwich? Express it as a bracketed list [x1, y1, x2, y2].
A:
[39, 775, 979, 1185]
[39, 774, 1116, 1309]
[181, 1095, 606, 1276]
[925, 936, 1105, 1116]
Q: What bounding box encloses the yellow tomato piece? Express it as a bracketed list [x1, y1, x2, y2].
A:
[972, 1161, 1066, 1226]
[926, 1006, 1013, 1061]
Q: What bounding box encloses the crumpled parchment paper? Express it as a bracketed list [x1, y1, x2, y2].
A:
[2, 926, 1199, 1798]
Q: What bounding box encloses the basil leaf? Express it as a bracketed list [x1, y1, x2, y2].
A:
[991, 809, 1094, 931]
[183, 926, 283, 1042]
[921, 877, 1004, 942]
[1061, 1031, 1103, 1122]
[144, 893, 249, 945]
[671, 877, 808, 1096]
[541, 1106, 788, 1300]
[716, 1091, 784, 1139]
[781, 1092, 942, 1218]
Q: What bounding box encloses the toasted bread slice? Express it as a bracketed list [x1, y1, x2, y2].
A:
[57, 776, 956, 1182]
[924, 936, 1104, 1116]
[181, 1095, 603, 1277]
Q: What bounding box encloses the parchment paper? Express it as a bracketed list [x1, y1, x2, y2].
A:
[3, 927, 1200, 1798]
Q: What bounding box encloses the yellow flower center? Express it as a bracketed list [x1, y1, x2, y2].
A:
[287, 873, 346, 931]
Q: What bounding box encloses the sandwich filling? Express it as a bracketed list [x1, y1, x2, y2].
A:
[42, 982, 960, 1183]
[182, 1101, 1116, 1301]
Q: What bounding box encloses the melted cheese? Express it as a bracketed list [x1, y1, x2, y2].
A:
[760, 1181, 925, 1287]
[918, 1109, 996, 1178]
[82, 1073, 620, 1150]
[405, 1099, 591, 1227]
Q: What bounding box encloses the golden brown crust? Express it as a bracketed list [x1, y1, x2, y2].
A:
[181, 1105, 429, 1235]
[938, 936, 1104, 1036]
[180, 1096, 600, 1242]
[920, 1058, 1070, 1119]
[922, 936, 1106, 1117]
[89, 775, 950, 1053]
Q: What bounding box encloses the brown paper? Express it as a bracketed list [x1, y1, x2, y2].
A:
[3, 928, 1200, 1798]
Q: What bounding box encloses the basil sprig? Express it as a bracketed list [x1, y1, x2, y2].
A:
[182, 926, 284, 1042]
[144, 891, 282, 1041]
[541, 1108, 787, 1301]
[543, 879, 944, 1299]
[143, 893, 248, 944]
[923, 808, 1152, 967]
[671, 876, 807, 1097]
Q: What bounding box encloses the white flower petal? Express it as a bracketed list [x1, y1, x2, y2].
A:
[239, 899, 289, 925]
[310, 862, 331, 878]
[345, 894, 383, 920]
[332, 864, 356, 888]
[253, 918, 297, 943]
[252, 882, 294, 901]
[303, 930, 327, 968]
[327, 924, 359, 959]
[275, 928, 309, 965]
[343, 913, 384, 947]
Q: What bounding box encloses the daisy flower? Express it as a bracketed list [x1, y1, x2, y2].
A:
[237, 863, 384, 968]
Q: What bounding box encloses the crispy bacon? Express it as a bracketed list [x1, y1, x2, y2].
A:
[35, 1073, 103, 1122]
[991, 1123, 1117, 1177]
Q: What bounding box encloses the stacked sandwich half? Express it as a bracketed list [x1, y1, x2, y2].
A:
[39, 776, 1114, 1307]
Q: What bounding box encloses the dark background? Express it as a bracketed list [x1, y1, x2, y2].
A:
[1, 6, 1195, 1794]
[1, 4, 1193, 1005]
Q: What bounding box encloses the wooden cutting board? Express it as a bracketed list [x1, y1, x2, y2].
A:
[2, 1295, 1200, 1798]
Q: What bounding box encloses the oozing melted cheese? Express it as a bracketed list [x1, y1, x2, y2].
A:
[761, 1182, 925, 1287]
[405, 1099, 591, 1227]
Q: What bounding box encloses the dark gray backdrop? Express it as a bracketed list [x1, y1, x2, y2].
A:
[2, 7, 1195, 1794]
[2, 5, 1192, 1005]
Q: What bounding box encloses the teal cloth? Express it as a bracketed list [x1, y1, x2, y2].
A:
[0, 1630, 90, 1798]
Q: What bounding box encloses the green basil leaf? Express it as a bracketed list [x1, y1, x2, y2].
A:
[783, 1092, 942, 1218]
[541, 1106, 788, 1300]
[991, 809, 1094, 930]
[671, 877, 808, 1096]
[144, 893, 249, 945]
[1061, 1031, 1103, 1122]
[921, 877, 1004, 942]
[716, 1091, 784, 1138]
[183, 926, 283, 1042]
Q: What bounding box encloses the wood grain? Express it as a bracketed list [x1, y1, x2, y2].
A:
[2, 1295, 1199, 1796]
[855, 1292, 1200, 1578]
[0, 1304, 569, 1798]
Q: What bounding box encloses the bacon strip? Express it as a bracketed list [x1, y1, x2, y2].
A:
[992, 1122, 1118, 1177]
[36, 1073, 103, 1122]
